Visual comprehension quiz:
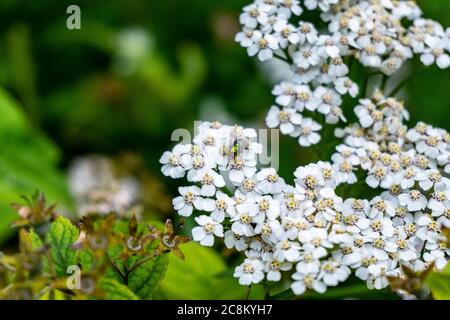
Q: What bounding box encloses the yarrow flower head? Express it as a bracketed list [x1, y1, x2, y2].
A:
[234, 0, 449, 149]
[161, 0, 450, 298]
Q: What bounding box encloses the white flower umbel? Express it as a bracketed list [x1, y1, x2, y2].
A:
[160, 0, 450, 298]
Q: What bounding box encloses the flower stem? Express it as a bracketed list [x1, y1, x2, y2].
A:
[245, 285, 252, 300]
[388, 65, 422, 97]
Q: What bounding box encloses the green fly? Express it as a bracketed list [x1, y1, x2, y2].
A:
[226, 138, 243, 170]
[231, 140, 240, 160]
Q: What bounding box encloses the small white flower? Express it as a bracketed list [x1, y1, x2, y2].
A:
[294, 84, 318, 111]
[380, 57, 403, 75]
[363, 217, 395, 238]
[294, 163, 325, 190]
[314, 86, 342, 115]
[297, 22, 318, 44]
[423, 248, 447, 269]
[366, 166, 388, 189]
[173, 186, 212, 217]
[332, 155, 357, 184]
[428, 185, 450, 217]
[396, 237, 418, 262]
[240, 3, 270, 29]
[328, 56, 349, 77]
[420, 37, 450, 69]
[274, 239, 301, 262]
[231, 200, 263, 236]
[297, 118, 322, 147]
[366, 262, 399, 290]
[192, 168, 226, 197]
[418, 169, 448, 191]
[360, 45, 382, 68]
[247, 31, 279, 61]
[316, 35, 340, 58]
[256, 168, 286, 194]
[192, 215, 224, 246]
[292, 45, 322, 69]
[398, 190, 428, 212]
[228, 156, 257, 185]
[276, 0, 303, 18]
[416, 214, 440, 242]
[354, 99, 383, 129]
[334, 243, 363, 266]
[318, 260, 350, 287]
[207, 191, 236, 222]
[234, 258, 265, 285]
[255, 195, 281, 219]
[266, 106, 302, 135]
[235, 27, 258, 48]
[296, 248, 324, 273]
[326, 106, 346, 124]
[298, 227, 333, 257]
[160, 144, 189, 178]
[274, 21, 300, 48]
[224, 230, 248, 251]
[264, 254, 292, 281]
[334, 77, 358, 97]
[291, 271, 325, 295]
[369, 197, 396, 218]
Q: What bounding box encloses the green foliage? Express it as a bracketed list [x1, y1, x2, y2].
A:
[47, 216, 79, 277]
[155, 242, 264, 300]
[0, 88, 73, 243]
[0, 0, 450, 301]
[79, 249, 95, 271]
[426, 262, 450, 300]
[128, 254, 169, 299]
[100, 278, 139, 300]
[0, 193, 186, 300]
[26, 228, 44, 251]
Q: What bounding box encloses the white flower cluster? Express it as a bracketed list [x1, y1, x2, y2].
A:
[236, 0, 450, 147]
[160, 0, 450, 297]
[160, 117, 450, 294]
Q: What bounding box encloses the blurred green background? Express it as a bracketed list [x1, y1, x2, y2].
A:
[0, 0, 448, 299]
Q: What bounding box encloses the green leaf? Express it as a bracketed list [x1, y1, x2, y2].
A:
[0, 88, 74, 243]
[27, 227, 44, 252]
[39, 289, 69, 300]
[79, 249, 95, 271]
[443, 262, 450, 274]
[99, 278, 139, 300]
[154, 242, 262, 299]
[128, 254, 169, 299]
[47, 216, 79, 277]
[426, 262, 450, 300]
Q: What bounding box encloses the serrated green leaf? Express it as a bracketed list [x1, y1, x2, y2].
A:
[47, 216, 79, 277]
[99, 278, 139, 300]
[101, 244, 127, 284]
[128, 254, 169, 299]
